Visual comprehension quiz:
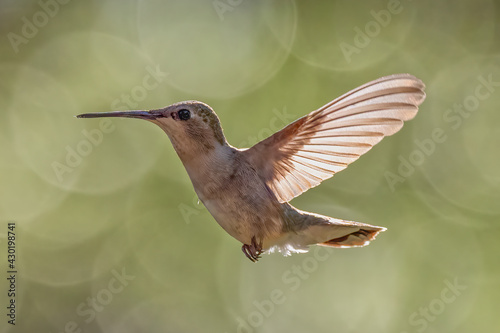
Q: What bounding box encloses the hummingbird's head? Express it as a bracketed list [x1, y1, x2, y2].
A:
[77, 101, 227, 159]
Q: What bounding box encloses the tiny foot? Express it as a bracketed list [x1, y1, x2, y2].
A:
[241, 236, 263, 262]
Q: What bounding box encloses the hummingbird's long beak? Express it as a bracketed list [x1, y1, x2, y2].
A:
[76, 110, 163, 120]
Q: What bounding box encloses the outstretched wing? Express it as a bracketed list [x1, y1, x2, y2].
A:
[243, 74, 426, 203]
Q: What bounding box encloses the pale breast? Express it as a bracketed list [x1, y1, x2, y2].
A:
[189, 148, 284, 245]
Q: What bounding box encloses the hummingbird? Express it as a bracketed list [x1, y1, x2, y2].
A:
[77, 74, 425, 262]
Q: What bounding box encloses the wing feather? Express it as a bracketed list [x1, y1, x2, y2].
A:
[244, 74, 426, 203]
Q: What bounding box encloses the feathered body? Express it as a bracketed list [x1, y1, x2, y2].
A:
[78, 74, 426, 261]
[179, 141, 384, 256]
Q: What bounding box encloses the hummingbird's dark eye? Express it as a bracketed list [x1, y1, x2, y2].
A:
[178, 109, 191, 121]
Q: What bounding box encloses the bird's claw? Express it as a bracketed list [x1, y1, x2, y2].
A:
[242, 236, 263, 262]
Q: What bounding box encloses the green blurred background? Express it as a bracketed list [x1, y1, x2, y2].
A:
[1, 0, 499, 332]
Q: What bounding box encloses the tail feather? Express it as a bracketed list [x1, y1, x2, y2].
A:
[320, 225, 386, 248]
[267, 206, 386, 256]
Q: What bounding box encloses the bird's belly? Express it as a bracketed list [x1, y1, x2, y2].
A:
[197, 192, 283, 245]
[201, 198, 247, 242]
[186, 152, 284, 245]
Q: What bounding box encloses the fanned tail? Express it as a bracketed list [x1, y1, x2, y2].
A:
[267, 205, 386, 256]
[319, 223, 386, 248]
